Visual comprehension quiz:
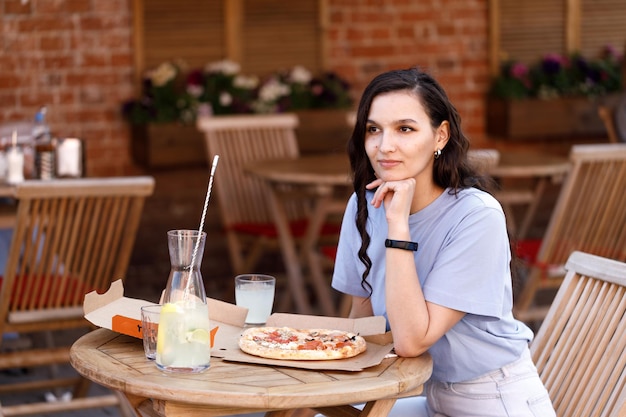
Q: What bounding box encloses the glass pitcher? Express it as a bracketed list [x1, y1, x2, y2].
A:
[156, 229, 211, 373]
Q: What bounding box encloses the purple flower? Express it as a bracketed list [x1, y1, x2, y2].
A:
[186, 69, 204, 86]
[510, 62, 528, 79]
[602, 44, 622, 61]
[541, 53, 567, 74]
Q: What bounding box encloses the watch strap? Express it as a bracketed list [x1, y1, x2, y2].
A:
[384, 239, 418, 251]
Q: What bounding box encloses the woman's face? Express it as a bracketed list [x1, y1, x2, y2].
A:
[364, 90, 449, 185]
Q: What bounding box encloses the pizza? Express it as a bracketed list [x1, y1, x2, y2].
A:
[238, 326, 367, 360]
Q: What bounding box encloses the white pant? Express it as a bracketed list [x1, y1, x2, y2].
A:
[388, 348, 555, 417]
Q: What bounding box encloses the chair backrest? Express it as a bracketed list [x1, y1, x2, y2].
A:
[514, 144, 626, 321]
[197, 113, 304, 228]
[468, 148, 500, 173]
[0, 176, 154, 332]
[531, 251, 626, 417]
[537, 143, 626, 267]
[598, 94, 626, 144]
[598, 105, 620, 143]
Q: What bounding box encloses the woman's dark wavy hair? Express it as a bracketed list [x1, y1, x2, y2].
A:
[347, 67, 495, 294]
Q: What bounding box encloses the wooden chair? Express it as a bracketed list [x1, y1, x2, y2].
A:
[598, 105, 620, 143]
[531, 251, 626, 417]
[196, 113, 339, 278]
[513, 144, 626, 324]
[598, 93, 626, 144]
[0, 176, 155, 416]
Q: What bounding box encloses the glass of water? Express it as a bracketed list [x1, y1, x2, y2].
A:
[234, 274, 276, 325]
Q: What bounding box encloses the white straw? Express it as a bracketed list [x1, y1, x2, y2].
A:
[190, 155, 220, 270]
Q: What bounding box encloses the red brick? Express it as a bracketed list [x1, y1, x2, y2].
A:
[18, 17, 72, 32]
[111, 53, 133, 67]
[101, 32, 132, 49]
[80, 17, 107, 31]
[0, 74, 22, 89]
[19, 92, 56, 108]
[40, 35, 68, 51]
[92, 0, 127, 13]
[42, 55, 75, 70]
[437, 23, 457, 37]
[66, 0, 92, 13]
[37, 1, 67, 13]
[5, 0, 32, 14]
[81, 53, 109, 67]
[0, 92, 18, 109]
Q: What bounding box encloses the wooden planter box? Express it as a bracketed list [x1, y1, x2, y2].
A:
[130, 110, 353, 169]
[131, 123, 206, 168]
[487, 95, 620, 140]
[294, 109, 353, 155]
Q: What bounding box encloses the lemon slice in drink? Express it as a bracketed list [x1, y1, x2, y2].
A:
[186, 328, 211, 345]
[156, 303, 179, 356]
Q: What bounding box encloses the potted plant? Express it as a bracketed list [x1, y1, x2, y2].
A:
[122, 60, 354, 167]
[122, 60, 206, 168]
[487, 46, 623, 139]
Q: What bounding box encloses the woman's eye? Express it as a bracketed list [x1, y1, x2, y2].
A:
[366, 125, 379, 133]
[400, 126, 414, 132]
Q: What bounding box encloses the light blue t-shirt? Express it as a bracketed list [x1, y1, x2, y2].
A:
[331, 187, 534, 383]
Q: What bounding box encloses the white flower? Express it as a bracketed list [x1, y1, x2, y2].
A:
[219, 92, 233, 106]
[147, 62, 177, 87]
[252, 100, 278, 114]
[289, 65, 312, 84]
[186, 84, 204, 97]
[258, 78, 290, 103]
[205, 59, 241, 75]
[233, 74, 259, 90]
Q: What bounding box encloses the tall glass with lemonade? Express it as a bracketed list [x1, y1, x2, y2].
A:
[156, 230, 211, 373]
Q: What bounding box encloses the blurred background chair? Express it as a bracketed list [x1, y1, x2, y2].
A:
[531, 251, 626, 417]
[598, 93, 626, 143]
[196, 114, 340, 298]
[0, 176, 154, 416]
[513, 143, 626, 325]
[468, 148, 501, 173]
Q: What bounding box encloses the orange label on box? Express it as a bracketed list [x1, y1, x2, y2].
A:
[111, 315, 219, 347]
[112, 315, 142, 338]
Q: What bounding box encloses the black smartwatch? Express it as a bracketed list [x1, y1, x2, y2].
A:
[384, 239, 418, 251]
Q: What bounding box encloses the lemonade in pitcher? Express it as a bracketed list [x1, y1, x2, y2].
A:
[156, 301, 211, 372]
[157, 229, 211, 373]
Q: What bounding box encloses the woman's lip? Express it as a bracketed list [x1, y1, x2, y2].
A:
[378, 160, 401, 169]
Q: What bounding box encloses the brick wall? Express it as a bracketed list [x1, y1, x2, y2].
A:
[0, 0, 490, 177]
[0, 0, 139, 177]
[325, 1, 489, 144]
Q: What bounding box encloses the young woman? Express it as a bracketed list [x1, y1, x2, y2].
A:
[332, 67, 556, 416]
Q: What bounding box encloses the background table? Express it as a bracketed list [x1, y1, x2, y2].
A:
[491, 152, 570, 238]
[70, 328, 433, 417]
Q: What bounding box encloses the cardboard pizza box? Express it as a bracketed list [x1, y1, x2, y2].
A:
[83, 280, 394, 371]
[83, 280, 245, 346]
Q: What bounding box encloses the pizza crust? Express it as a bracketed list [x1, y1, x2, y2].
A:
[238, 326, 367, 361]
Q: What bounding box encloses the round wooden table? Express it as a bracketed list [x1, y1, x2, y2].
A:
[70, 328, 433, 417]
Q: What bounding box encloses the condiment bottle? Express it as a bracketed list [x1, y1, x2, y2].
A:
[7, 132, 24, 184]
[32, 106, 56, 180]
